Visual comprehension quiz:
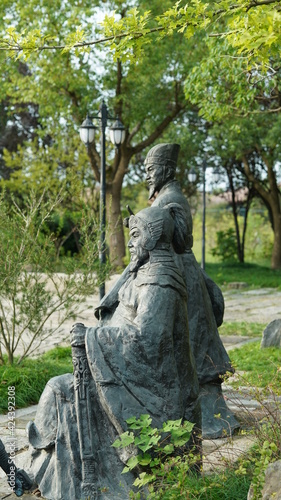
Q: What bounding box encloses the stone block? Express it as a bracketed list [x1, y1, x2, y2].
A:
[261, 319, 281, 348]
[248, 459, 281, 500]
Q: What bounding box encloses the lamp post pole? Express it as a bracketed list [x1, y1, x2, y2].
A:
[99, 101, 107, 299]
[201, 158, 207, 271]
[189, 161, 220, 271]
[79, 100, 126, 300]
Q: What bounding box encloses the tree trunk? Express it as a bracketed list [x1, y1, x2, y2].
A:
[242, 153, 281, 270]
[106, 181, 126, 268]
[228, 171, 244, 262]
[271, 210, 281, 270]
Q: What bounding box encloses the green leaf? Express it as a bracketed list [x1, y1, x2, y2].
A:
[133, 472, 155, 487]
[163, 444, 174, 454]
[112, 431, 135, 448]
[137, 453, 152, 466]
[123, 455, 139, 472]
[161, 418, 183, 432]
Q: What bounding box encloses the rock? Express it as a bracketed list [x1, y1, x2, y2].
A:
[248, 459, 281, 499]
[261, 319, 281, 348]
[262, 460, 281, 499]
[227, 282, 248, 289]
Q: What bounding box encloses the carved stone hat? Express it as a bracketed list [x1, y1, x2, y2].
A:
[144, 143, 180, 169]
[129, 207, 174, 251]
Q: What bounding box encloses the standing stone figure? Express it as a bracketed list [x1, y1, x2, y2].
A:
[26, 206, 201, 500]
[146, 143, 239, 439]
[98, 143, 239, 439]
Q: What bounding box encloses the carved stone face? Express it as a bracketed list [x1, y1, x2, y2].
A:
[145, 162, 165, 200]
[127, 224, 149, 270]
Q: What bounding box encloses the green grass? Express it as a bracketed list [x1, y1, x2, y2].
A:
[0, 346, 72, 413]
[185, 470, 250, 500]
[219, 322, 265, 338]
[205, 262, 281, 289]
[145, 462, 251, 500]
[229, 341, 281, 389]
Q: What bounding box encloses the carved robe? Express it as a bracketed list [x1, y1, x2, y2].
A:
[151, 179, 234, 384]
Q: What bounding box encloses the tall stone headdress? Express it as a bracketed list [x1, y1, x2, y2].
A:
[129, 207, 175, 251]
[144, 143, 180, 170]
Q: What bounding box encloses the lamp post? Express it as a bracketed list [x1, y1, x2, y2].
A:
[201, 158, 207, 270]
[188, 162, 220, 270]
[188, 161, 206, 270]
[79, 100, 126, 299]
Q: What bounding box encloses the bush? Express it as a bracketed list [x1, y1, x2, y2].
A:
[0, 191, 108, 365]
[211, 228, 238, 262]
[113, 414, 251, 499]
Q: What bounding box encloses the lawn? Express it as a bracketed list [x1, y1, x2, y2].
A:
[229, 341, 281, 390]
[205, 262, 281, 289]
[0, 347, 73, 413]
[219, 321, 266, 338]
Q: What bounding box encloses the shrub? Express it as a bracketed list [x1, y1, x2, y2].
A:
[211, 228, 238, 262]
[0, 191, 108, 365]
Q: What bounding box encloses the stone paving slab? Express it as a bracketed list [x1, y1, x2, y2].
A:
[223, 288, 281, 324]
[221, 335, 261, 351]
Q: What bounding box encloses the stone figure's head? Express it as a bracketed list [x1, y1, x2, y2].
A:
[128, 207, 174, 270]
[144, 143, 180, 199]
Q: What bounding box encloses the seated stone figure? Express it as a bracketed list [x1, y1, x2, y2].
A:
[26, 207, 201, 500]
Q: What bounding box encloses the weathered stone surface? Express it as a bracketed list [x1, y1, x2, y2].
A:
[261, 319, 281, 348]
[248, 459, 281, 500]
[262, 460, 281, 499]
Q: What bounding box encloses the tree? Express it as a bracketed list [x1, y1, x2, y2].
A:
[220, 159, 256, 263]
[1, 1, 280, 267]
[0, 0, 204, 267]
[1, 0, 281, 70]
[191, 44, 281, 269]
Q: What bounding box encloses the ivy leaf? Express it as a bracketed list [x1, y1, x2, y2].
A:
[121, 455, 139, 473]
[126, 414, 152, 429]
[137, 453, 152, 466]
[163, 444, 174, 454]
[112, 431, 135, 448]
[133, 472, 156, 487]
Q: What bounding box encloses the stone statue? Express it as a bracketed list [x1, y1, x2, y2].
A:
[25, 206, 201, 500]
[98, 143, 239, 439]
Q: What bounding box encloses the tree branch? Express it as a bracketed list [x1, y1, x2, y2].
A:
[242, 154, 270, 202]
[0, 0, 280, 55]
[127, 121, 143, 143]
[246, 0, 281, 12]
[0, 26, 165, 54]
[132, 82, 186, 155]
